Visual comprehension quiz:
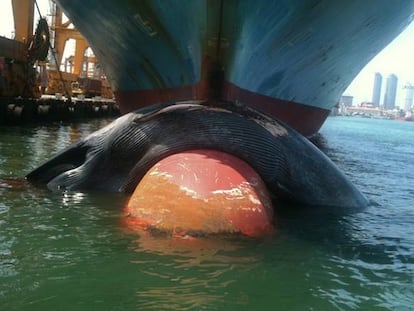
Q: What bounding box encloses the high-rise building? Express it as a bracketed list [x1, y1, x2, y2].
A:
[371, 72, 382, 107]
[383, 74, 398, 109]
[403, 83, 414, 111]
[340, 95, 353, 106]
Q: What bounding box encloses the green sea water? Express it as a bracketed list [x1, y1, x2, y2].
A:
[1, 116, 413, 310]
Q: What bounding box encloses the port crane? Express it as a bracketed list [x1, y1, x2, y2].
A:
[0, 0, 112, 98]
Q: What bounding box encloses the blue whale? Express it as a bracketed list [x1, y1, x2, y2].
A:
[26, 101, 368, 210]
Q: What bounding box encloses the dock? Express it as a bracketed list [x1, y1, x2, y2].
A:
[0, 95, 120, 125]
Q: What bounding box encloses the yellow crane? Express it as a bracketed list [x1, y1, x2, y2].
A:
[11, 0, 35, 44]
[5, 0, 112, 98]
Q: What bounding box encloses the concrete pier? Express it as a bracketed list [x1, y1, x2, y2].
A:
[0, 95, 120, 125]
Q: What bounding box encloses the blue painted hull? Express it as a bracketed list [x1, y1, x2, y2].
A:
[55, 0, 414, 135]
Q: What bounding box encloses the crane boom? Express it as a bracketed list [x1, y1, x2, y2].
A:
[11, 0, 35, 43]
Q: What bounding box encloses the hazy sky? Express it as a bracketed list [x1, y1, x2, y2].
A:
[1, 0, 414, 106]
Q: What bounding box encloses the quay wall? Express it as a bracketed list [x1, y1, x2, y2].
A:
[0, 97, 120, 125]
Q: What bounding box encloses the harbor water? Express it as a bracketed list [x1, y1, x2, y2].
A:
[0, 116, 413, 310]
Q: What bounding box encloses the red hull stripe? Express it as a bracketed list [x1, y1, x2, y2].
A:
[221, 83, 330, 136]
[115, 80, 209, 114]
[114, 81, 330, 136]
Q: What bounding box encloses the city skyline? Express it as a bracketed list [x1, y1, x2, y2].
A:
[348, 72, 414, 111]
[349, 70, 414, 109]
[344, 20, 414, 106]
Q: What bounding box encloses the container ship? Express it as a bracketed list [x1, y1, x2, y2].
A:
[54, 0, 414, 136]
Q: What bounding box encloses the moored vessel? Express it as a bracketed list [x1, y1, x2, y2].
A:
[54, 0, 414, 136]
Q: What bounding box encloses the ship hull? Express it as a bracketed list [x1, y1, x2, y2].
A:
[55, 0, 414, 136]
